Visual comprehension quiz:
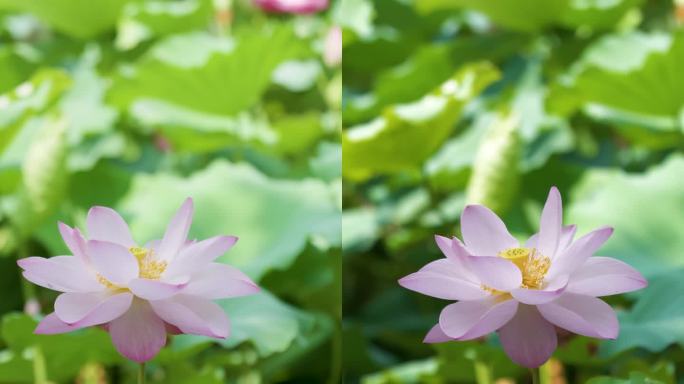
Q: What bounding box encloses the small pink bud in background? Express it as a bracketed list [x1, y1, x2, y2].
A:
[24, 298, 41, 316]
[154, 133, 172, 153]
[324, 26, 342, 67]
[253, 0, 328, 14]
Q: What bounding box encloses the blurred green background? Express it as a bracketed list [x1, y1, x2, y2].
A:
[0, 0, 341, 383]
[341, 0, 684, 383]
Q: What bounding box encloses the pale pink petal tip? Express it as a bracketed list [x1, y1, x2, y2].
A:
[439, 299, 518, 340]
[537, 186, 563, 257]
[57, 221, 72, 239]
[566, 257, 648, 297]
[547, 226, 615, 279]
[54, 292, 133, 327]
[34, 313, 81, 335]
[150, 296, 229, 339]
[538, 294, 618, 340]
[18, 256, 102, 293]
[180, 197, 194, 212]
[157, 198, 195, 261]
[423, 324, 453, 344]
[181, 263, 261, 300]
[87, 206, 136, 247]
[397, 267, 488, 301]
[460, 205, 518, 256]
[16, 258, 32, 270]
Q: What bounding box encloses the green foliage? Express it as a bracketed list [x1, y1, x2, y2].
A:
[117, 160, 340, 280]
[0, 0, 129, 38]
[574, 31, 684, 121]
[0, 313, 124, 383]
[343, 0, 684, 382]
[167, 290, 334, 372]
[465, 112, 521, 214]
[587, 372, 666, 384]
[0, 0, 340, 382]
[11, 116, 69, 238]
[0, 69, 71, 154]
[601, 271, 684, 357]
[110, 25, 303, 117]
[116, 0, 214, 50]
[417, 0, 643, 31]
[342, 63, 499, 180]
[568, 155, 684, 282]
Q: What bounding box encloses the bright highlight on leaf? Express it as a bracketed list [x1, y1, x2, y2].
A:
[398, 187, 647, 368]
[17, 198, 260, 363]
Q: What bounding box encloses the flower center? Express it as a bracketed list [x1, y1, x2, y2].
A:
[96, 247, 168, 289]
[498, 247, 550, 290]
[130, 247, 167, 280]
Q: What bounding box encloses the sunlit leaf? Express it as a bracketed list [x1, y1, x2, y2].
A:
[342, 62, 499, 180]
[587, 372, 666, 384]
[171, 290, 332, 360]
[110, 25, 303, 117]
[116, 0, 212, 50]
[598, 270, 684, 356]
[344, 34, 529, 125]
[0, 69, 71, 153]
[119, 160, 340, 280]
[0, 313, 123, 383]
[0, 0, 130, 38]
[572, 31, 684, 132]
[568, 155, 684, 281]
[58, 46, 121, 171]
[0, 47, 34, 94]
[417, 0, 642, 31]
[309, 141, 342, 181]
[126, 99, 276, 153]
[333, 0, 375, 39]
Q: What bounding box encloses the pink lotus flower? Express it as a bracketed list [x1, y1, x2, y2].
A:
[398, 187, 647, 368]
[253, 0, 328, 14]
[18, 198, 260, 362]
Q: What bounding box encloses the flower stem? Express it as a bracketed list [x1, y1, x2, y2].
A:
[138, 363, 145, 384]
[32, 346, 48, 384]
[539, 360, 552, 384]
[530, 367, 540, 384]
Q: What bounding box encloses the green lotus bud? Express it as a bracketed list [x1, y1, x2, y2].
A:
[466, 112, 521, 215]
[11, 115, 68, 237]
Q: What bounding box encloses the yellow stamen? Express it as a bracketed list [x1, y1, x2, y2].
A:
[498, 247, 550, 290]
[130, 247, 167, 280]
[480, 285, 512, 302]
[97, 274, 118, 289]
